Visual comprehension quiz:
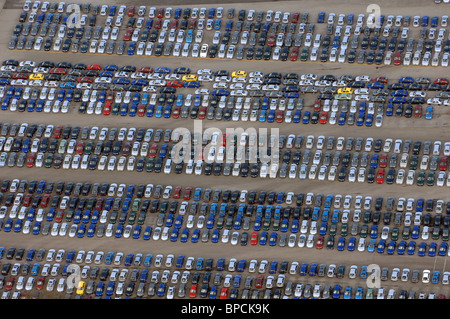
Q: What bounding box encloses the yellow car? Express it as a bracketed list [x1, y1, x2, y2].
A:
[29, 73, 44, 81]
[232, 70, 247, 78]
[337, 87, 353, 94]
[76, 281, 86, 295]
[182, 75, 197, 82]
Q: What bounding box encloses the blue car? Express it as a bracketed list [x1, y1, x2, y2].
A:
[216, 258, 225, 271]
[337, 237, 346, 251]
[77, 224, 86, 238]
[317, 12, 326, 23]
[146, 104, 154, 117]
[348, 237, 356, 251]
[258, 110, 267, 122]
[397, 240, 407, 255]
[425, 106, 434, 120]
[360, 266, 368, 279]
[211, 229, 220, 243]
[209, 285, 218, 299]
[367, 239, 377, 253]
[418, 242, 427, 257]
[106, 281, 115, 296]
[332, 284, 341, 299]
[170, 227, 179, 242]
[432, 270, 441, 284]
[302, 111, 311, 124]
[269, 261, 278, 274]
[127, 41, 137, 55]
[87, 224, 96, 237]
[344, 286, 352, 299]
[291, 219, 299, 233]
[259, 231, 268, 245]
[96, 282, 105, 296]
[115, 224, 124, 238]
[387, 240, 396, 255]
[191, 228, 200, 243]
[155, 105, 163, 118]
[377, 239, 386, 254]
[428, 242, 437, 257]
[439, 242, 448, 256]
[144, 254, 153, 267]
[407, 241, 416, 255]
[31, 221, 41, 235]
[132, 225, 142, 239]
[269, 232, 277, 246]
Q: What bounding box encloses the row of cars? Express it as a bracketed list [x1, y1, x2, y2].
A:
[1, 124, 450, 186]
[0, 244, 447, 299]
[13, 2, 450, 67]
[1, 174, 450, 255]
[0, 60, 444, 125]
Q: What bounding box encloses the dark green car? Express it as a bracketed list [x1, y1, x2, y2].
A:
[44, 153, 54, 168]
[416, 170, 426, 186]
[426, 171, 435, 186]
[300, 47, 309, 61]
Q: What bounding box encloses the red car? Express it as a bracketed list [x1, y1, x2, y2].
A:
[154, 19, 162, 29]
[53, 125, 63, 139]
[393, 50, 402, 66]
[138, 66, 153, 73]
[40, 194, 51, 208]
[373, 76, 388, 83]
[156, 7, 164, 18]
[87, 64, 102, 71]
[222, 133, 228, 146]
[127, 6, 135, 17]
[219, 287, 229, 299]
[376, 168, 385, 184]
[103, 101, 112, 115]
[49, 68, 67, 75]
[172, 106, 180, 119]
[189, 284, 198, 298]
[22, 194, 33, 206]
[316, 236, 324, 249]
[173, 186, 182, 199]
[55, 209, 64, 223]
[167, 80, 183, 88]
[183, 187, 192, 200]
[275, 110, 284, 123]
[379, 153, 388, 168]
[170, 19, 178, 29]
[5, 277, 15, 291]
[77, 76, 93, 83]
[440, 157, 448, 171]
[250, 232, 258, 245]
[313, 99, 321, 111]
[290, 47, 299, 61]
[149, 144, 158, 157]
[198, 107, 207, 119]
[123, 28, 133, 41]
[137, 104, 146, 117]
[291, 12, 300, 23]
[255, 275, 264, 288]
[434, 78, 449, 85]
[95, 198, 104, 210]
[36, 276, 45, 290]
[188, 19, 197, 29]
[13, 73, 28, 79]
[319, 111, 328, 124]
[267, 32, 276, 46]
[75, 141, 85, 155]
[414, 105, 422, 117]
[26, 152, 36, 168]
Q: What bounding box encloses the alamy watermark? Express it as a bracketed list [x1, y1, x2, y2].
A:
[169, 120, 280, 165]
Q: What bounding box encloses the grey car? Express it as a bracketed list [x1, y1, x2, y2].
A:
[116, 41, 126, 55]
[8, 36, 17, 49]
[7, 152, 17, 167]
